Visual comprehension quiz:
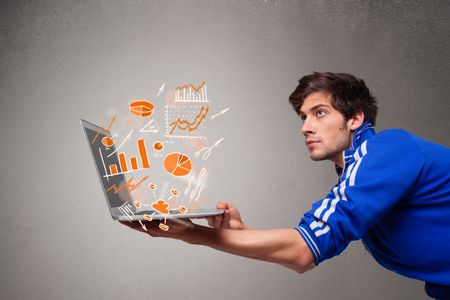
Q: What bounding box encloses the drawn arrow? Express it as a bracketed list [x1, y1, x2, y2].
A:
[211, 107, 230, 120]
[139, 220, 147, 231]
[157, 82, 165, 97]
[107, 129, 133, 158]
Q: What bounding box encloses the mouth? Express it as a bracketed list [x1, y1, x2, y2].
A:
[306, 140, 320, 148]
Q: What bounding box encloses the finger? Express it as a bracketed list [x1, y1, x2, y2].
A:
[119, 221, 149, 235]
[227, 202, 238, 213]
[216, 202, 228, 210]
[213, 215, 223, 228]
[168, 218, 192, 228]
[222, 210, 231, 228]
[205, 216, 215, 227]
[120, 220, 159, 235]
[227, 203, 241, 218]
[146, 226, 164, 237]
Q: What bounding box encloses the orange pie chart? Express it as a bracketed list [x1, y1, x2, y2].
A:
[163, 152, 192, 177]
[129, 100, 154, 117]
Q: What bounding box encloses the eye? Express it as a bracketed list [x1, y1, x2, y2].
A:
[300, 114, 306, 122]
[316, 110, 327, 117]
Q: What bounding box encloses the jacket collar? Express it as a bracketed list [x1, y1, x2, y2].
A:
[335, 121, 376, 176]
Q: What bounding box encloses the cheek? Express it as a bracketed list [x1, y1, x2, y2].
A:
[336, 129, 351, 148]
[327, 127, 343, 139]
[326, 128, 349, 147]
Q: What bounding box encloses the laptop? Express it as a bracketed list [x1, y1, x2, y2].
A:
[80, 119, 224, 221]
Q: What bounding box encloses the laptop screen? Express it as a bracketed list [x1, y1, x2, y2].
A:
[82, 120, 132, 209]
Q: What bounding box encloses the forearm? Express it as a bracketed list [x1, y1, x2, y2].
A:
[183, 224, 315, 273]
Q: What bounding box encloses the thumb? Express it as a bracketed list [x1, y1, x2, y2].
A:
[222, 209, 231, 228]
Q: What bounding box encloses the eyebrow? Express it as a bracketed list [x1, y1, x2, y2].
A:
[299, 103, 331, 115]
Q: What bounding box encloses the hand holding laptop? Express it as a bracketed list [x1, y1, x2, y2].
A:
[120, 217, 195, 240]
[81, 119, 224, 222]
[120, 202, 249, 241]
[205, 202, 249, 230]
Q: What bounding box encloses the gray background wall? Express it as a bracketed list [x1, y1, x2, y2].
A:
[1, 1, 449, 299]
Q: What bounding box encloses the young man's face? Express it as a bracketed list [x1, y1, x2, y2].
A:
[299, 92, 355, 167]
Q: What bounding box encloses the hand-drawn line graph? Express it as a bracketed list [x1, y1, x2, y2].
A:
[175, 81, 210, 103]
[106, 176, 148, 194]
[164, 105, 209, 139]
[169, 106, 209, 135]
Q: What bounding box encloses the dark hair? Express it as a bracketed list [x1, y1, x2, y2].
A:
[289, 72, 378, 125]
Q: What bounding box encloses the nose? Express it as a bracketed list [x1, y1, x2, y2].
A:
[301, 117, 314, 136]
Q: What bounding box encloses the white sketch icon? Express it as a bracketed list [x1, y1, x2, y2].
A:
[119, 202, 147, 231]
[211, 107, 230, 120]
[195, 137, 224, 160]
[184, 167, 207, 202]
[140, 119, 159, 133]
[119, 202, 135, 222]
[107, 129, 134, 158]
[157, 82, 165, 98]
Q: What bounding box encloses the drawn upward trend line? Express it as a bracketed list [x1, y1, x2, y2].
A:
[169, 106, 209, 135]
[176, 82, 206, 93]
[106, 176, 148, 194]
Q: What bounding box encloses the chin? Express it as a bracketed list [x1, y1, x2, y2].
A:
[309, 152, 328, 161]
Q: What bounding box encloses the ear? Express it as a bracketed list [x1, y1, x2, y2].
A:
[347, 111, 365, 131]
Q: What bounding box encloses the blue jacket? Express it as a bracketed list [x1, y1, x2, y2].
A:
[296, 122, 450, 285]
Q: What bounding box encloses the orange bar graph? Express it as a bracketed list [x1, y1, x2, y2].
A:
[109, 164, 118, 175]
[105, 139, 151, 177]
[138, 138, 150, 168]
[130, 157, 138, 170]
[118, 153, 128, 172]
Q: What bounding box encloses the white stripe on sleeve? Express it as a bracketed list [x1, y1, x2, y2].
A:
[311, 140, 369, 239]
[309, 220, 325, 230]
[349, 158, 364, 186]
[299, 226, 321, 257]
[322, 198, 339, 222]
[313, 198, 330, 219]
[314, 225, 330, 237]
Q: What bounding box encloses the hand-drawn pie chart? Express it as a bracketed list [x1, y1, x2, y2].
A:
[163, 152, 192, 177]
[129, 100, 154, 117]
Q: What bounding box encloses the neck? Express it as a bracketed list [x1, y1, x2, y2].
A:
[334, 155, 344, 169]
[333, 130, 355, 169]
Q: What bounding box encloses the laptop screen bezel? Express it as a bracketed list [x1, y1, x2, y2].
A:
[80, 118, 134, 217]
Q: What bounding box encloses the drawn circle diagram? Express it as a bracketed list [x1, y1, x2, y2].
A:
[101, 136, 114, 147]
[163, 152, 192, 177]
[129, 100, 154, 117]
[153, 141, 164, 151]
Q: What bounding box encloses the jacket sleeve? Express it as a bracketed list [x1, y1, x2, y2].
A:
[295, 131, 425, 264]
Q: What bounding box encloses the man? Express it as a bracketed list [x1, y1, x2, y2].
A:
[122, 72, 450, 299]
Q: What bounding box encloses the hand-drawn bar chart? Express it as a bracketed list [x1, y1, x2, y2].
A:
[101, 138, 151, 179]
